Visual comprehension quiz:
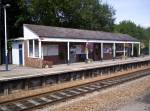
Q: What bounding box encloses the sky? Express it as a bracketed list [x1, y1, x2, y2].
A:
[102, 0, 150, 28]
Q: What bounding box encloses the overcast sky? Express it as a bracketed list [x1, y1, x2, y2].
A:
[102, 0, 150, 28]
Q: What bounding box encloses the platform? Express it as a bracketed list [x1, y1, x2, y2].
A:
[0, 56, 150, 82]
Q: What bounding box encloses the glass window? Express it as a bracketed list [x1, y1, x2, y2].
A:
[29, 40, 33, 57]
[35, 40, 39, 57]
[43, 45, 58, 56]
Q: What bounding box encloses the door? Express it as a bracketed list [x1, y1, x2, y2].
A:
[19, 44, 23, 65]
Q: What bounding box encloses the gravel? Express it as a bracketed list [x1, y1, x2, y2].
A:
[116, 89, 150, 111]
[37, 75, 150, 111]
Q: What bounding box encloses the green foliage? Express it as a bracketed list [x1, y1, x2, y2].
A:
[114, 21, 144, 40]
[0, 0, 22, 38]
[145, 27, 150, 39]
[114, 20, 150, 48]
[17, 0, 115, 32]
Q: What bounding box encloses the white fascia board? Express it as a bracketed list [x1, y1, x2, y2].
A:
[24, 26, 39, 39]
[11, 37, 25, 41]
[41, 37, 140, 44]
[41, 38, 88, 43]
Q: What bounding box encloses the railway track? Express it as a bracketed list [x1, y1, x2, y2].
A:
[0, 69, 150, 111]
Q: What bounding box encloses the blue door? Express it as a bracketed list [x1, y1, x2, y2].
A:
[19, 44, 23, 65]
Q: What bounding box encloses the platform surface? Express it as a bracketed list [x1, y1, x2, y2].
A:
[0, 56, 150, 81]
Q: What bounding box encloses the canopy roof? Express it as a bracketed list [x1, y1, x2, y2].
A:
[24, 24, 139, 42]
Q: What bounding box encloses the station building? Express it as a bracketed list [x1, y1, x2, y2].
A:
[12, 24, 141, 68]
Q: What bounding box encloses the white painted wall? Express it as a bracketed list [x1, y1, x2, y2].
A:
[24, 26, 39, 39]
[12, 41, 24, 65]
[12, 42, 19, 65]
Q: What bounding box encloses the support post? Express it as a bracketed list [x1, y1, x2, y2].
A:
[113, 43, 116, 60]
[39, 40, 42, 58]
[4, 7, 8, 71]
[86, 42, 89, 61]
[27, 40, 29, 57]
[131, 43, 134, 57]
[124, 43, 126, 58]
[138, 43, 141, 56]
[33, 40, 35, 57]
[101, 43, 103, 61]
[67, 42, 70, 64]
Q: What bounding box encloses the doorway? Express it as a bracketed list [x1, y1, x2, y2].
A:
[19, 44, 23, 65]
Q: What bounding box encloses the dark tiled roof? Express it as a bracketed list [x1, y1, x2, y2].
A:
[24, 24, 139, 42]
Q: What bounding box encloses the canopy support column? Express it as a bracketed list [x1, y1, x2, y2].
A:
[131, 43, 134, 57]
[138, 43, 141, 56]
[86, 42, 89, 61]
[101, 42, 103, 61]
[67, 42, 70, 64]
[124, 43, 126, 58]
[27, 40, 29, 57]
[33, 39, 35, 57]
[39, 40, 42, 58]
[113, 43, 116, 60]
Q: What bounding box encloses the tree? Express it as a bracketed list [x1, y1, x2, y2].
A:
[114, 20, 150, 54]
[17, 0, 115, 32]
[0, 0, 115, 64]
[114, 20, 147, 40]
[0, 0, 21, 64]
[145, 27, 150, 39]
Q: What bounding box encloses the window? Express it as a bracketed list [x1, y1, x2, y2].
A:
[28, 39, 40, 58]
[43, 45, 58, 56]
[35, 40, 39, 57]
[29, 40, 33, 57]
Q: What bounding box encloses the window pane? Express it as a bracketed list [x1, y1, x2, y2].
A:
[29, 40, 33, 56]
[35, 40, 39, 57]
[43, 45, 48, 56]
[43, 45, 58, 56]
[47, 45, 58, 56]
